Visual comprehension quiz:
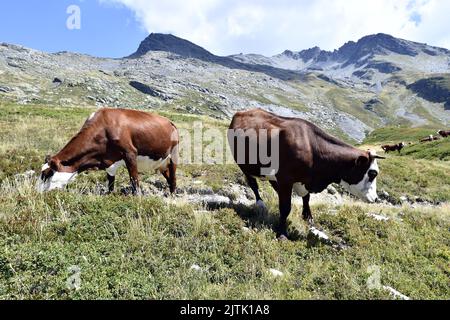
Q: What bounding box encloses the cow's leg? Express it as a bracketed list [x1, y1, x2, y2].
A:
[302, 194, 313, 224]
[277, 183, 293, 240]
[245, 175, 266, 214]
[269, 180, 279, 193]
[124, 152, 140, 195]
[107, 174, 115, 193]
[162, 160, 177, 194]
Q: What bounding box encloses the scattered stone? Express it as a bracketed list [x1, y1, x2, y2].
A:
[327, 185, 338, 195]
[399, 196, 408, 203]
[53, 77, 64, 84]
[379, 190, 390, 199]
[269, 269, 284, 277]
[383, 286, 411, 300]
[307, 227, 332, 246]
[187, 194, 231, 210]
[15, 170, 36, 179]
[414, 197, 425, 203]
[368, 213, 390, 222]
[242, 227, 251, 233]
[190, 264, 203, 272]
[0, 85, 12, 93]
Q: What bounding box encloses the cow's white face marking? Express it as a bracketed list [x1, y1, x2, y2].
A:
[293, 183, 309, 197]
[38, 163, 78, 192]
[340, 159, 379, 203]
[106, 155, 171, 177]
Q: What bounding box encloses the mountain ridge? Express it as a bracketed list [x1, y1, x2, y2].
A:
[0, 33, 449, 143]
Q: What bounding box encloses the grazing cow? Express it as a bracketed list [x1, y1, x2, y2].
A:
[438, 130, 450, 138]
[420, 135, 439, 143]
[38, 108, 179, 194]
[228, 109, 385, 240]
[381, 142, 406, 154]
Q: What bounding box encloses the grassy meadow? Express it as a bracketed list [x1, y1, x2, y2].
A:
[0, 102, 449, 300]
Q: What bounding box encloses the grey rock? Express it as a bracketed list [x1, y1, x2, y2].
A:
[383, 286, 411, 300]
[327, 185, 338, 195]
[0, 85, 12, 93]
[187, 194, 231, 210]
[307, 227, 332, 246]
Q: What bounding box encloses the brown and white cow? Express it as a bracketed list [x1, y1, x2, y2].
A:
[38, 108, 179, 194]
[438, 130, 450, 138]
[420, 135, 439, 143]
[228, 109, 385, 239]
[381, 142, 405, 154]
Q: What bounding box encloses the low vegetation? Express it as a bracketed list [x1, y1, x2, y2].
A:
[362, 127, 450, 203]
[0, 103, 449, 300]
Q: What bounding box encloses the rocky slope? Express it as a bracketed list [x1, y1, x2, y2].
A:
[231, 33, 450, 83]
[1, 33, 449, 142]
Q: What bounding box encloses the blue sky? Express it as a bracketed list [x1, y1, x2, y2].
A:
[0, 0, 449, 57]
[0, 0, 146, 57]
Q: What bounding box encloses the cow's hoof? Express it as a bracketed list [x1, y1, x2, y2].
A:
[303, 214, 314, 226]
[277, 235, 289, 242]
[255, 200, 268, 215]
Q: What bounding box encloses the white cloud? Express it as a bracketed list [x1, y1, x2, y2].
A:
[100, 0, 450, 55]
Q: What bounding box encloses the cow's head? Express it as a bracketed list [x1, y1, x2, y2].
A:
[340, 150, 385, 203]
[37, 156, 77, 192]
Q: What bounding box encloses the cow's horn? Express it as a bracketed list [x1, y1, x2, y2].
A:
[368, 150, 385, 160]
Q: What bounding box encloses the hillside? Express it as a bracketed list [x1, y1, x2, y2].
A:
[0, 103, 449, 300]
[0, 32, 449, 300]
[407, 75, 450, 110]
[1, 33, 450, 143]
[364, 127, 450, 161]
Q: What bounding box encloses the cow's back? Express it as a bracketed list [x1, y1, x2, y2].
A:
[91, 108, 178, 159]
[229, 109, 314, 181]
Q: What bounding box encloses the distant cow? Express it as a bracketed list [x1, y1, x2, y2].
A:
[228, 109, 385, 240]
[420, 135, 440, 143]
[38, 108, 179, 194]
[438, 130, 450, 138]
[381, 142, 406, 154]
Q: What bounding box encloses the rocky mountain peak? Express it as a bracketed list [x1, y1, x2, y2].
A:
[338, 33, 418, 64]
[129, 33, 214, 60]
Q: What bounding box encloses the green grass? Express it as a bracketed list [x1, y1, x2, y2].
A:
[0, 177, 448, 299]
[363, 126, 440, 144]
[364, 126, 450, 161]
[378, 158, 450, 203]
[363, 126, 450, 202]
[401, 139, 450, 161]
[0, 103, 449, 299]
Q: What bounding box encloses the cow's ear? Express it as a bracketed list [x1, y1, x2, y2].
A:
[356, 155, 369, 167]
